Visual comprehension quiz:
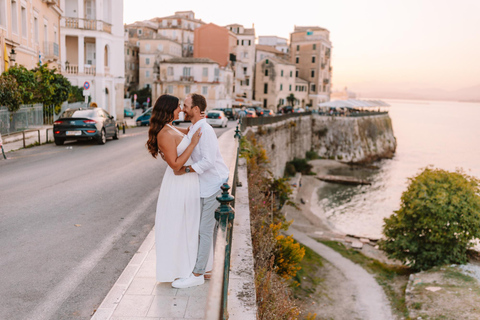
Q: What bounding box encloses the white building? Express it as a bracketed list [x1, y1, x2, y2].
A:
[152, 57, 233, 110]
[258, 36, 289, 55]
[60, 0, 125, 120]
[226, 24, 255, 100]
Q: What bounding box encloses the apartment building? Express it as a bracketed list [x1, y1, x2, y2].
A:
[60, 0, 125, 120]
[290, 26, 332, 106]
[193, 23, 237, 68]
[254, 56, 296, 111]
[255, 44, 288, 63]
[258, 36, 289, 55]
[152, 57, 234, 110]
[226, 24, 255, 100]
[0, 0, 62, 73]
[294, 77, 309, 108]
[151, 11, 204, 57]
[124, 32, 139, 93]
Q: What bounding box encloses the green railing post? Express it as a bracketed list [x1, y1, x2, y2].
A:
[234, 119, 242, 139]
[215, 183, 235, 319]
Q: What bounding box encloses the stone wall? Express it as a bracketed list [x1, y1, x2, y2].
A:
[245, 113, 396, 177]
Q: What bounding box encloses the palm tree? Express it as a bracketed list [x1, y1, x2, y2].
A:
[286, 93, 296, 107]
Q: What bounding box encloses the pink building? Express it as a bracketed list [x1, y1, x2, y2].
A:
[193, 23, 236, 67]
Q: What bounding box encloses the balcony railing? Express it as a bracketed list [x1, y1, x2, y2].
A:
[180, 75, 194, 81]
[323, 78, 330, 84]
[84, 65, 96, 75]
[64, 64, 79, 74]
[64, 17, 112, 34]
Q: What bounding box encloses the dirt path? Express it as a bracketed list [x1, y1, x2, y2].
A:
[288, 227, 395, 320]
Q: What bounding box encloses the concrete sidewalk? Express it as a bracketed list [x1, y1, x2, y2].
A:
[91, 228, 210, 320]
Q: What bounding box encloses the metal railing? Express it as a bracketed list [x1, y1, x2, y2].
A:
[205, 125, 241, 320]
[240, 111, 312, 131]
[0, 104, 44, 135]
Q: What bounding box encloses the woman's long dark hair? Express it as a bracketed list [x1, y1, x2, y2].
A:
[146, 94, 179, 158]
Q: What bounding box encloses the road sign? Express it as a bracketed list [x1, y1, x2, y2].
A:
[83, 81, 90, 90]
[134, 94, 137, 100]
[147, 97, 150, 103]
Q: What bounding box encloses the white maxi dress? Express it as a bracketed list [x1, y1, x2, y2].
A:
[155, 125, 201, 282]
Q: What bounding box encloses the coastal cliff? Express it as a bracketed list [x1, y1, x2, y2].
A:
[245, 113, 396, 177]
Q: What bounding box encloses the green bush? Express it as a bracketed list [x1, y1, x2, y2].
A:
[284, 163, 296, 177]
[306, 150, 320, 160]
[289, 158, 312, 175]
[379, 167, 480, 271]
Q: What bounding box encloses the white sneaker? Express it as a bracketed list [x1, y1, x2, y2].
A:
[171, 273, 204, 289]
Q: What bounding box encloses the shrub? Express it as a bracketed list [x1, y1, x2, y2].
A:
[305, 150, 320, 160]
[284, 163, 296, 177]
[379, 167, 480, 271]
[271, 222, 305, 280]
[289, 158, 312, 175]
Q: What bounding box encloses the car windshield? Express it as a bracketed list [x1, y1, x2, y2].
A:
[61, 109, 96, 118]
[207, 112, 221, 119]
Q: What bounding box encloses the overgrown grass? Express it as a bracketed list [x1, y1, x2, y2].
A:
[319, 240, 412, 318]
[292, 244, 325, 297]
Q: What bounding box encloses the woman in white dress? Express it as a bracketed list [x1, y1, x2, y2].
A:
[146, 94, 202, 282]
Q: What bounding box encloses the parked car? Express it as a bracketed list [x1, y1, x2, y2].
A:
[263, 109, 274, 116]
[124, 108, 135, 118]
[294, 107, 306, 113]
[173, 112, 191, 125]
[136, 107, 153, 126]
[206, 110, 228, 127]
[53, 108, 118, 145]
[245, 110, 257, 118]
[250, 106, 264, 117]
[280, 106, 294, 114]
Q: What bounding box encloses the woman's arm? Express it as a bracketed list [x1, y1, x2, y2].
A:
[157, 128, 202, 171]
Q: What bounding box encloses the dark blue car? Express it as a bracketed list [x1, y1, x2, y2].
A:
[136, 107, 152, 126]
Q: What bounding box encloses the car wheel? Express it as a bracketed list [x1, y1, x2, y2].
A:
[98, 128, 107, 145]
[113, 126, 119, 140]
[54, 138, 64, 146]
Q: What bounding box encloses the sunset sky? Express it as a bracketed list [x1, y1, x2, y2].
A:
[124, 0, 480, 96]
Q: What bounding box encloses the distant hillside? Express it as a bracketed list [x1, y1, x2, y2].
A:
[357, 85, 480, 102]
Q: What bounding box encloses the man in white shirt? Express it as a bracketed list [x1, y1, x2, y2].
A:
[171, 93, 229, 289]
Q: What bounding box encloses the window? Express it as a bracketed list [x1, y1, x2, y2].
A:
[311, 70, 315, 78]
[312, 56, 316, 63]
[281, 70, 284, 77]
[264, 83, 268, 94]
[249, 40, 251, 46]
[0, 0, 6, 28]
[202, 67, 208, 76]
[11, 0, 18, 34]
[202, 86, 208, 95]
[34, 16, 39, 43]
[162, 20, 167, 27]
[167, 67, 173, 75]
[240, 80, 243, 86]
[241, 40, 244, 45]
[289, 85, 292, 91]
[157, 44, 163, 51]
[138, 29, 142, 35]
[127, 48, 130, 55]
[172, 20, 177, 26]
[146, 70, 150, 78]
[237, 40, 239, 45]
[168, 85, 173, 93]
[185, 85, 191, 94]
[295, 56, 299, 64]
[296, 70, 299, 77]
[296, 45, 300, 51]
[313, 44, 317, 50]
[263, 99, 267, 108]
[145, 44, 150, 51]
[183, 67, 191, 76]
[290, 71, 293, 77]
[265, 59, 269, 64]
[243, 52, 248, 58]
[243, 67, 247, 74]
[146, 58, 150, 65]
[265, 69, 268, 76]
[22, 7, 26, 37]
[311, 84, 316, 92]
[214, 68, 219, 77]
[280, 84, 283, 91]
[246, 78, 249, 86]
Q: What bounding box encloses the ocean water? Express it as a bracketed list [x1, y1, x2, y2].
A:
[315, 99, 480, 239]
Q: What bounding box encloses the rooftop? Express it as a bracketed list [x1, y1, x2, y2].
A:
[256, 44, 285, 55]
[163, 57, 218, 64]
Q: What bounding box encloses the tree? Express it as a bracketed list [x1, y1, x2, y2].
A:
[3, 65, 37, 104]
[0, 75, 23, 113]
[68, 86, 85, 103]
[33, 64, 71, 108]
[379, 167, 480, 271]
[286, 93, 296, 107]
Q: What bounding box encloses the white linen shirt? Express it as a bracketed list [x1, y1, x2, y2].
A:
[188, 119, 229, 198]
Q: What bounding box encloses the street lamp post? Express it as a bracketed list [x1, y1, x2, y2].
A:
[9, 48, 16, 65]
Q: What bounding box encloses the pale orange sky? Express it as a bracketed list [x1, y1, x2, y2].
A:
[124, 0, 480, 93]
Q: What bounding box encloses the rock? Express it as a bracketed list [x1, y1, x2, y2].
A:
[360, 238, 371, 244]
[350, 240, 363, 249]
[425, 287, 442, 292]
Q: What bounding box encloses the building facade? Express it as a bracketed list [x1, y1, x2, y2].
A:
[124, 32, 139, 94]
[151, 11, 204, 57]
[60, 0, 125, 120]
[193, 23, 237, 68]
[254, 56, 296, 111]
[226, 24, 255, 100]
[152, 57, 234, 110]
[290, 26, 332, 106]
[258, 36, 289, 54]
[0, 0, 62, 73]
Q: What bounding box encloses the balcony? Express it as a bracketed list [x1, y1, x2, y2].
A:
[43, 42, 59, 61]
[180, 76, 194, 82]
[64, 64, 79, 74]
[84, 65, 96, 75]
[323, 78, 330, 84]
[64, 17, 112, 34]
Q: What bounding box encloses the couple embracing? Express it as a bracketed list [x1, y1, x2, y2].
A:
[146, 93, 229, 289]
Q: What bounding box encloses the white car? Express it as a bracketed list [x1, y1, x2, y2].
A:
[206, 110, 228, 128]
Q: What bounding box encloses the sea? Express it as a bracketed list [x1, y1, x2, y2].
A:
[314, 99, 480, 239]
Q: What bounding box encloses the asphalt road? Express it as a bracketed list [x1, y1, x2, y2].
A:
[0, 121, 236, 320]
